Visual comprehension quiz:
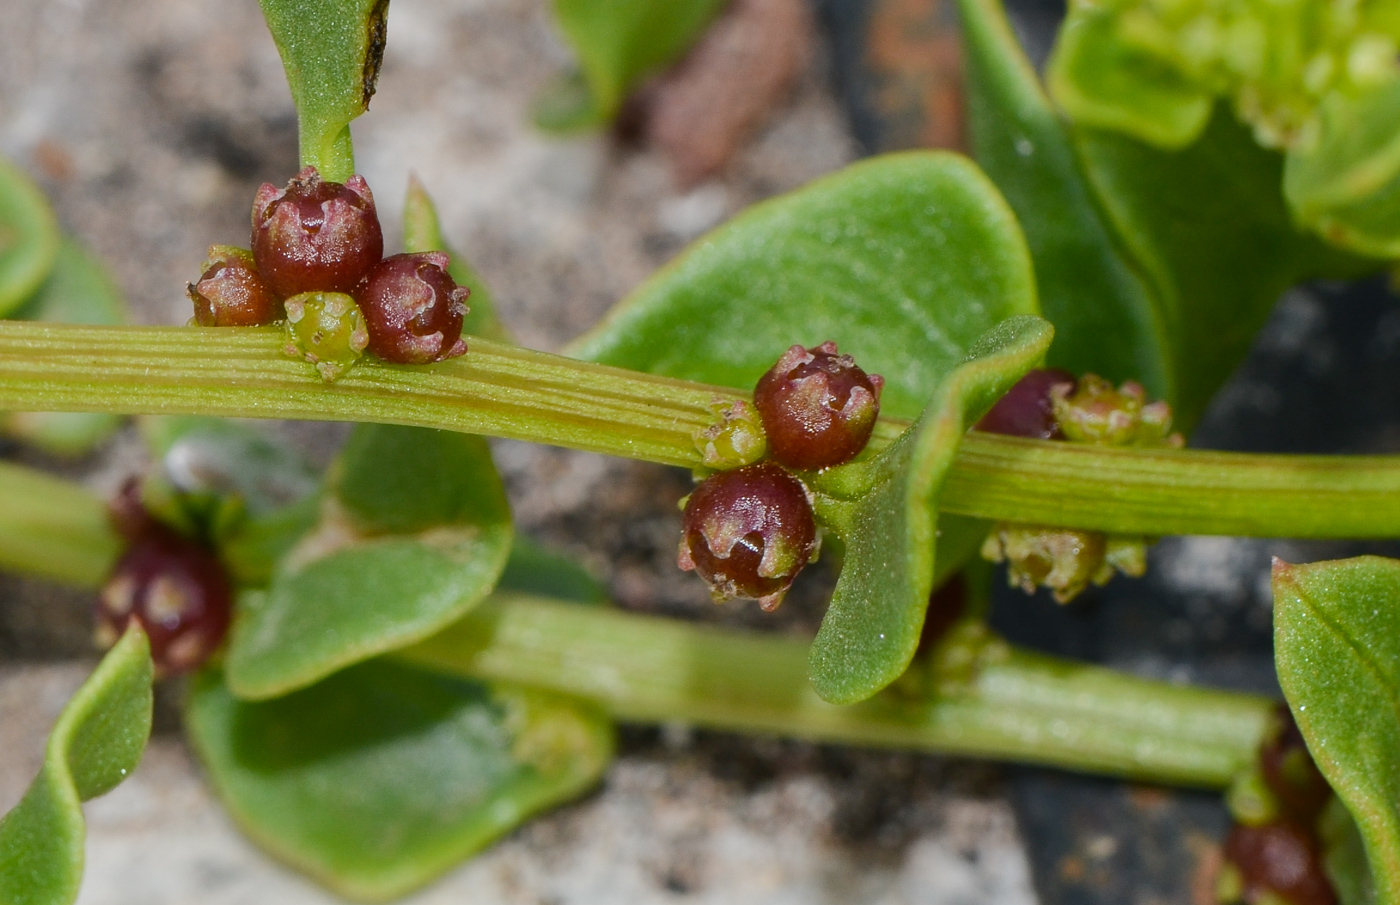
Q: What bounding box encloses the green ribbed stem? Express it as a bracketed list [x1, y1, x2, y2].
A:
[1, 322, 1398, 538]
[400, 594, 1273, 789]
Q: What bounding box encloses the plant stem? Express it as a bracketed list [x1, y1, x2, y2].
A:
[399, 593, 1272, 789]
[0, 460, 119, 587]
[2, 322, 1399, 538]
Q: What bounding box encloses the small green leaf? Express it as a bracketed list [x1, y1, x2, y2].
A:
[1273, 556, 1400, 903]
[1045, 5, 1212, 151]
[1072, 109, 1379, 430]
[959, 0, 1170, 397]
[257, 0, 388, 181]
[547, 0, 726, 127]
[1284, 80, 1400, 259]
[226, 425, 513, 699]
[497, 536, 608, 606]
[0, 625, 153, 905]
[402, 177, 512, 343]
[808, 315, 1052, 704]
[0, 156, 59, 318]
[569, 152, 1040, 421]
[5, 238, 128, 453]
[1320, 796, 1379, 905]
[186, 662, 613, 902]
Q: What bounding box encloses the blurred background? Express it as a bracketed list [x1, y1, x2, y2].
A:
[3, 0, 1398, 902]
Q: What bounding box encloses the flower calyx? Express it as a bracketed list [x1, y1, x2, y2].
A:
[677, 462, 818, 611]
[187, 245, 281, 327]
[1052, 374, 1184, 448]
[355, 252, 469, 364]
[283, 291, 370, 383]
[251, 166, 384, 298]
[693, 399, 767, 470]
[753, 340, 884, 471]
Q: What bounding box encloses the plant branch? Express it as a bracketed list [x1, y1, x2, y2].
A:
[0, 460, 119, 587]
[2, 322, 1399, 538]
[399, 594, 1273, 789]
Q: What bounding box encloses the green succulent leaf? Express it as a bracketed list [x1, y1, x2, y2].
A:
[1072, 109, 1379, 430]
[1321, 795, 1380, 905]
[226, 424, 513, 699]
[0, 156, 59, 319]
[402, 177, 512, 343]
[1273, 556, 1400, 903]
[544, 0, 726, 128]
[257, 0, 388, 181]
[0, 625, 153, 905]
[808, 315, 1052, 705]
[1284, 80, 1400, 259]
[1046, 5, 1212, 151]
[187, 661, 612, 902]
[5, 238, 127, 454]
[497, 536, 609, 606]
[569, 151, 1040, 421]
[959, 0, 1169, 397]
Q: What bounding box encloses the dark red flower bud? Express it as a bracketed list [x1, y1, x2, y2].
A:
[187, 245, 281, 326]
[251, 166, 384, 298]
[95, 482, 232, 678]
[918, 574, 968, 654]
[355, 251, 470, 364]
[1217, 823, 1336, 905]
[753, 341, 884, 471]
[677, 462, 817, 611]
[1259, 704, 1332, 824]
[974, 368, 1076, 439]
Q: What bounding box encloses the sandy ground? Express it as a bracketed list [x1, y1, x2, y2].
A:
[0, 0, 1040, 902]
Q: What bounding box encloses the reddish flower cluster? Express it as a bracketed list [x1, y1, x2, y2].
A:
[188, 166, 469, 369]
[96, 482, 232, 678]
[1217, 705, 1337, 905]
[679, 341, 882, 611]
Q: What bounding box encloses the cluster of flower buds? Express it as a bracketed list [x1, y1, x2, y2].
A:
[96, 481, 232, 678]
[187, 167, 469, 381]
[678, 341, 883, 610]
[976, 369, 1179, 602]
[1216, 705, 1337, 905]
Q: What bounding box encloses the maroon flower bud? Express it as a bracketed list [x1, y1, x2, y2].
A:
[187, 245, 281, 326]
[677, 462, 817, 611]
[355, 251, 470, 364]
[974, 368, 1076, 439]
[1259, 704, 1332, 824]
[918, 573, 968, 654]
[251, 166, 384, 298]
[1217, 823, 1336, 905]
[95, 482, 232, 678]
[753, 341, 884, 471]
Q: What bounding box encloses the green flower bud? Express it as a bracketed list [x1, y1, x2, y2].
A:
[283, 291, 369, 383]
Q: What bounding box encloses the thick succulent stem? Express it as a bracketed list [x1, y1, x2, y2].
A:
[0, 322, 1398, 539]
[400, 594, 1273, 789]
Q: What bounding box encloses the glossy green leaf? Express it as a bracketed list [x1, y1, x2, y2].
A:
[1273, 556, 1400, 903]
[402, 177, 512, 343]
[1045, 5, 1212, 151]
[3, 239, 125, 454]
[0, 156, 58, 318]
[1321, 796, 1379, 905]
[1284, 80, 1400, 259]
[959, 0, 1169, 397]
[1072, 109, 1379, 430]
[0, 625, 153, 905]
[569, 152, 1040, 421]
[187, 661, 612, 902]
[257, 0, 388, 181]
[547, 0, 726, 127]
[808, 315, 1052, 704]
[226, 425, 513, 699]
